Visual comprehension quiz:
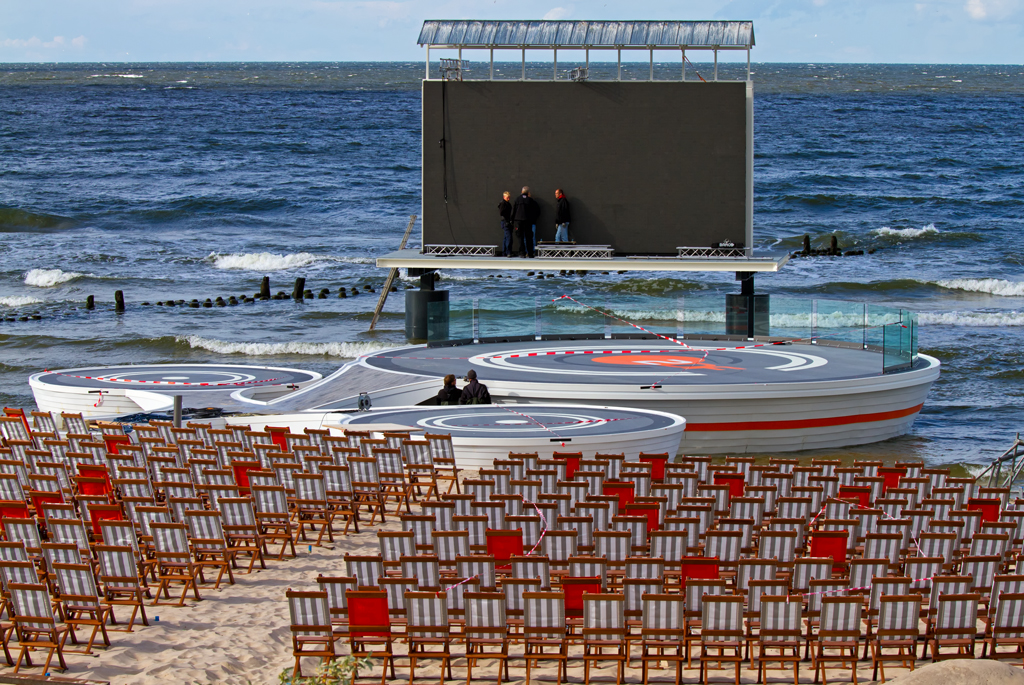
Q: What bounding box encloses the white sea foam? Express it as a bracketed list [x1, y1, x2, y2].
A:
[0, 296, 43, 307]
[23, 268, 84, 287]
[933, 278, 1024, 297]
[179, 335, 401, 358]
[208, 252, 329, 271]
[872, 223, 939, 239]
[919, 310, 1024, 326]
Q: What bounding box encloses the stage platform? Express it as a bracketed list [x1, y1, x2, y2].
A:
[354, 339, 940, 454]
[29, 364, 322, 418]
[28, 339, 939, 456]
[333, 404, 686, 467]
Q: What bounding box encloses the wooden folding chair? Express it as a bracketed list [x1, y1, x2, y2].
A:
[871, 594, 920, 683]
[406, 591, 453, 684]
[252, 485, 297, 560]
[184, 510, 236, 589]
[929, 592, 981, 661]
[699, 595, 744, 685]
[811, 595, 863, 685]
[8, 582, 69, 673]
[465, 591, 510, 684]
[94, 544, 149, 631]
[52, 562, 112, 654]
[640, 593, 686, 685]
[316, 575, 356, 639]
[293, 473, 337, 545]
[347, 589, 396, 685]
[523, 591, 567, 685]
[218, 497, 266, 573]
[582, 593, 626, 685]
[756, 595, 802, 685]
[150, 522, 202, 606]
[485, 528, 524, 572]
[287, 588, 336, 678]
[984, 591, 1024, 662]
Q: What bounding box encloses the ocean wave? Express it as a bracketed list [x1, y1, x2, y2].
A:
[933, 278, 1024, 297]
[557, 306, 899, 329]
[872, 223, 939, 239]
[24, 268, 84, 287]
[0, 296, 43, 307]
[178, 335, 401, 358]
[0, 207, 76, 232]
[207, 252, 331, 271]
[918, 311, 1024, 326]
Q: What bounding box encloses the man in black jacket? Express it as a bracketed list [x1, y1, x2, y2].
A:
[511, 186, 535, 258]
[498, 191, 513, 257]
[554, 189, 571, 243]
[458, 369, 491, 404]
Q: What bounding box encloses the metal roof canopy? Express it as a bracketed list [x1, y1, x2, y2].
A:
[376, 249, 789, 273]
[418, 20, 754, 49]
[419, 20, 755, 82]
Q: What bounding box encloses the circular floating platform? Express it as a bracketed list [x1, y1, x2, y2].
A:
[334, 404, 686, 468]
[360, 340, 941, 454]
[29, 364, 322, 418]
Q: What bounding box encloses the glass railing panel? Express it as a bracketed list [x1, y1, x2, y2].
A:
[538, 297, 606, 337]
[679, 293, 727, 337]
[477, 297, 538, 340]
[604, 298, 683, 340]
[769, 297, 814, 341]
[813, 299, 867, 348]
[428, 299, 474, 342]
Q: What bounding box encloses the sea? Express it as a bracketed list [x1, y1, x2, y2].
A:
[1, 62, 1022, 471]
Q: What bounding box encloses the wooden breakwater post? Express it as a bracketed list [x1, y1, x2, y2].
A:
[85, 295, 95, 310]
[292, 277, 305, 301]
[114, 290, 125, 312]
[830, 235, 839, 256]
[260, 276, 271, 300]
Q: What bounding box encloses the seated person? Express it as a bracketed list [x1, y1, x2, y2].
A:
[436, 374, 462, 405]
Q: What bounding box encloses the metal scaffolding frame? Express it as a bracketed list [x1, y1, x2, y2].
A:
[419, 20, 755, 82]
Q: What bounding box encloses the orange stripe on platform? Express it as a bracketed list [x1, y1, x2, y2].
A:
[686, 404, 924, 432]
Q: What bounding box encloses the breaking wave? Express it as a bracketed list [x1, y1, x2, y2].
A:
[0, 296, 44, 307]
[205, 252, 372, 271]
[872, 223, 939, 239]
[24, 268, 84, 287]
[918, 310, 1024, 326]
[933, 278, 1024, 297]
[178, 335, 401, 358]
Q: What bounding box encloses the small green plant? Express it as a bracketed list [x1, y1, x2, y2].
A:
[279, 655, 374, 685]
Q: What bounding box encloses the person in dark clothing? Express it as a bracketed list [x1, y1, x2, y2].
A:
[554, 189, 571, 243]
[497, 191, 513, 257]
[436, 373, 462, 405]
[511, 186, 535, 258]
[458, 369, 491, 404]
[527, 190, 540, 252]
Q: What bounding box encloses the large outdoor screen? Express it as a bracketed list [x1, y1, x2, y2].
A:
[421, 80, 752, 255]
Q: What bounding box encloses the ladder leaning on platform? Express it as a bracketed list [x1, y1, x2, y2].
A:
[369, 215, 417, 331]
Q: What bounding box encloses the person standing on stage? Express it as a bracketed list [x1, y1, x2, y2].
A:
[527, 189, 540, 251]
[554, 189, 571, 243]
[512, 186, 535, 258]
[498, 191, 513, 257]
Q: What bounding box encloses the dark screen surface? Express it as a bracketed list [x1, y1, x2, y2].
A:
[422, 80, 751, 255]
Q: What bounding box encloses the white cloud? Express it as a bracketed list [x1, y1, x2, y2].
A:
[1, 34, 86, 50]
[964, 0, 1022, 19]
[543, 7, 573, 20]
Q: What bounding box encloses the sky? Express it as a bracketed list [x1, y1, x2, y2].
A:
[1, 0, 1022, 64]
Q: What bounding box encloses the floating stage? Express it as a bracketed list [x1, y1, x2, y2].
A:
[354, 339, 940, 454]
[333, 405, 686, 468]
[28, 339, 939, 456]
[29, 364, 322, 418]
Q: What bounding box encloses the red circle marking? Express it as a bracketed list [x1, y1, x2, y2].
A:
[591, 354, 738, 370]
